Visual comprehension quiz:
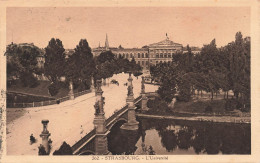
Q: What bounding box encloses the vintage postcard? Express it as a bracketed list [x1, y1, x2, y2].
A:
[0, 0, 260, 162]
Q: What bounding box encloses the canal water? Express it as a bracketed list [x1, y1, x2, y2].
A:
[107, 118, 250, 155]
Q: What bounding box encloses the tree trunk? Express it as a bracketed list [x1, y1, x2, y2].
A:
[211, 90, 214, 100]
[201, 90, 203, 97]
[224, 91, 226, 99]
[215, 92, 217, 98]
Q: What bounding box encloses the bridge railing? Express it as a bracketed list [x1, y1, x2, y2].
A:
[71, 128, 96, 153]
[106, 105, 129, 126]
[71, 94, 145, 154]
[134, 95, 142, 103]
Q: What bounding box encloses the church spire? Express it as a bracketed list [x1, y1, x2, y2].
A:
[105, 33, 109, 51]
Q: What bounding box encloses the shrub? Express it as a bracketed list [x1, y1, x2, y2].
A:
[77, 82, 86, 92]
[225, 98, 237, 111]
[20, 72, 39, 88]
[176, 87, 191, 102]
[53, 141, 73, 155]
[147, 97, 172, 115]
[157, 86, 175, 103]
[133, 71, 143, 77]
[38, 144, 48, 155]
[48, 82, 60, 96]
[204, 105, 213, 113]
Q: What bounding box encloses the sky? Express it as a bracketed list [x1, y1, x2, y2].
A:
[6, 7, 250, 49]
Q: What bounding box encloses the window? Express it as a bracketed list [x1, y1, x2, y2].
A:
[142, 53, 144, 58]
[156, 54, 159, 58]
[138, 53, 140, 58]
[168, 54, 171, 58]
[130, 53, 133, 58]
[138, 61, 141, 65]
[156, 61, 158, 64]
[164, 54, 167, 58]
[123, 54, 125, 58]
[146, 53, 148, 58]
[146, 61, 149, 65]
[142, 61, 144, 65]
[126, 54, 129, 58]
[160, 53, 163, 58]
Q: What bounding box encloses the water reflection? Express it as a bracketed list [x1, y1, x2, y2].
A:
[107, 118, 251, 155]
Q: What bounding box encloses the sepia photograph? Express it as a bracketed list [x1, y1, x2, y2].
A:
[0, 1, 258, 162]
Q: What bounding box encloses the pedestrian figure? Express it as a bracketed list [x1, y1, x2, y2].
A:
[30, 134, 36, 144]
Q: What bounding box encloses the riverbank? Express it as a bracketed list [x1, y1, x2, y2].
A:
[136, 113, 250, 124]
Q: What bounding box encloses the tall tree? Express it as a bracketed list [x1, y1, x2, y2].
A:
[44, 38, 66, 83]
[65, 39, 95, 89]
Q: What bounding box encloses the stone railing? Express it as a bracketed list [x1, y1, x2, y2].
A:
[106, 105, 129, 127]
[7, 89, 92, 108]
[71, 128, 96, 154]
[71, 95, 142, 154]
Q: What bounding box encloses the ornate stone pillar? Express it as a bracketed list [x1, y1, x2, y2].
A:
[93, 80, 109, 155]
[68, 81, 74, 100]
[40, 120, 51, 154]
[141, 76, 148, 112]
[121, 73, 139, 130]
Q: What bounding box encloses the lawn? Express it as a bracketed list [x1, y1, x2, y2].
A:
[7, 80, 69, 98]
[173, 99, 226, 114]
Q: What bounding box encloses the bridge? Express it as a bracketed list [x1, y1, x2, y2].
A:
[38, 73, 158, 155]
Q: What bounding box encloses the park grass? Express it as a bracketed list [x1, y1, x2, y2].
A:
[7, 80, 69, 99]
[173, 98, 226, 114]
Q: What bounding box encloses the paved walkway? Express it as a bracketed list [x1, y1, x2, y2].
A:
[6, 73, 158, 155]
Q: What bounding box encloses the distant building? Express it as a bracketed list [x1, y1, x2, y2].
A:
[182, 46, 201, 54]
[93, 34, 185, 69]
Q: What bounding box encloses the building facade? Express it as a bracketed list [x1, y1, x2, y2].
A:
[93, 35, 184, 69]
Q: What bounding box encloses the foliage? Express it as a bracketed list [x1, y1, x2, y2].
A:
[53, 141, 73, 155]
[6, 43, 41, 87]
[65, 39, 95, 90]
[48, 82, 61, 96]
[38, 144, 48, 155]
[44, 38, 66, 83]
[147, 97, 172, 115]
[150, 32, 250, 112]
[94, 51, 142, 81]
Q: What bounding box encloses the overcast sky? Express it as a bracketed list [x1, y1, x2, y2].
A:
[7, 7, 250, 49]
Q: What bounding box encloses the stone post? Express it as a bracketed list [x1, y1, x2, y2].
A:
[121, 73, 139, 130]
[141, 76, 148, 112]
[91, 77, 95, 90]
[93, 80, 109, 155]
[68, 81, 74, 100]
[40, 120, 51, 154]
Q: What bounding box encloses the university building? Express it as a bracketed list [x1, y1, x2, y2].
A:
[93, 34, 184, 69]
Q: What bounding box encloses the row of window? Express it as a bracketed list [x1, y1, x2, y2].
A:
[115, 53, 149, 58]
[137, 61, 149, 66]
[115, 53, 174, 59]
[155, 54, 173, 58]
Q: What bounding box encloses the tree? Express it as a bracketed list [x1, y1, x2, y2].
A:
[6, 43, 41, 87]
[96, 50, 115, 64]
[65, 39, 95, 90]
[44, 38, 66, 83]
